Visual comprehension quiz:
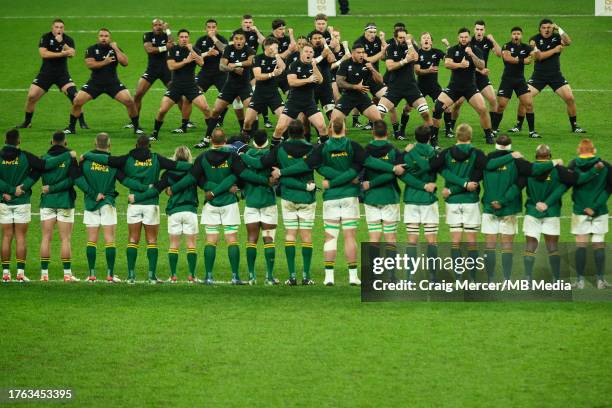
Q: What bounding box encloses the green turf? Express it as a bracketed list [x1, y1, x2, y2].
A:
[0, 0, 611, 406]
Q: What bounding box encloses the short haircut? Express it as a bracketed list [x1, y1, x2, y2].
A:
[351, 42, 364, 51]
[414, 125, 431, 143]
[5, 128, 19, 145]
[301, 42, 314, 50]
[496, 134, 512, 146]
[474, 20, 486, 27]
[272, 19, 286, 30]
[253, 130, 268, 147]
[309, 30, 323, 39]
[578, 138, 595, 154]
[173, 146, 192, 163]
[315, 13, 328, 21]
[211, 128, 226, 145]
[458, 27, 470, 35]
[394, 22, 406, 29]
[539, 18, 553, 26]
[456, 123, 472, 142]
[232, 28, 246, 38]
[421, 31, 433, 41]
[511, 26, 523, 33]
[52, 19, 65, 25]
[206, 19, 217, 25]
[394, 27, 407, 38]
[52, 130, 66, 144]
[99, 28, 111, 34]
[95, 132, 110, 149]
[288, 119, 304, 138]
[535, 144, 551, 160]
[372, 120, 387, 138]
[242, 14, 253, 20]
[136, 134, 150, 149]
[364, 22, 376, 31]
[331, 117, 344, 136]
[177, 29, 190, 36]
[263, 37, 279, 47]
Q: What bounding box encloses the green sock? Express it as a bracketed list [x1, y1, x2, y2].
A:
[16, 259, 25, 271]
[228, 243, 240, 280]
[264, 241, 275, 280]
[105, 244, 116, 277]
[86, 242, 96, 277]
[485, 249, 496, 282]
[40, 257, 50, 272]
[204, 243, 216, 280]
[126, 243, 138, 279]
[502, 251, 513, 280]
[594, 248, 605, 279]
[62, 258, 71, 272]
[168, 249, 179, 277]
[147, 244, 159, 280]
[246, 243, 257, 280]
[524, 251, 536, 281]
[575, 246, 586, 279]
[427, 244, 438, 282]
[548, 251, 560, 281]
[285, 241, 296, 279]
[187, 248, 197, 278]
[302, 243, 313, 280]
[468, 246, 479, 281]
[451, 244, 461, 280]
[406, 244, 417, 281]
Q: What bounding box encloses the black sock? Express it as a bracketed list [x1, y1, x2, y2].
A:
[218, 108, 228, 125]
[131, 115, 140, 129]
[526, 113, 535, 132]
[78, 113, 87, 126]
[181, 118, 189, 131]
[400, 112, 410, 132]
[449, 118, 457, 129]
[154, 120, 163, 133]
[24, 111, 33, 125]
[271, 137, 282, 147]
[392, 122, 399, 132]
[238, 119, 244, 130]
[484, 128, 493, 139]
[516, 115, 525, 129]
[443, 112, 451, 132]
[594, 248, 605, 279]
[489, 111, 496, 128]
[492, 112, 503, 131]
[575, 246, 586, 278]
[352, 114, 360, 126]
[69, 114, 78, 130]
[263, 114, 269, 122]
[205, 117, 218, 137]
[569, 115, 577, 130]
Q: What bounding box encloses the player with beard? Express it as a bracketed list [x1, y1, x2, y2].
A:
[18, 19, 88, 130]
[272, 20, 298, 95]
[64, 28, 141, 135]
[309, 31, 337, 120]
[196, 29, 255, 149]
[509, 19, 586, 134]
[431, 28, 494, 144]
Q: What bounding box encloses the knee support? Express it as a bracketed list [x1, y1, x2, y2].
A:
[433, 100, 445, 120]
[224, 225, 238, 236]
[377, 103, 389, 115]
[262, 228, 276, 241]
[417, 103, 429, 114]
[324, 222, 340, 251]
[232, 99, 244, 110]
[66, 86, 78, 102]
[324, 104, 335, 114]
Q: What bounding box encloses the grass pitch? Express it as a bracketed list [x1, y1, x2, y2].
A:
[0, 0, 611, 406]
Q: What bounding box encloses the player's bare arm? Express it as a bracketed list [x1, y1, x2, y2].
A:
[110, 43, 128, 66]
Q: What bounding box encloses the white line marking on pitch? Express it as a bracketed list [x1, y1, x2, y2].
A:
[0, 14, 596, 19]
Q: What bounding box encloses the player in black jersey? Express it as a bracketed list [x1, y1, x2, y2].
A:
[353, 23, 391, 131]
[309, 31, 337, 119]
[149, 29, 211, 141]
[329, 31, 351, 101]
[432, 28, 494, 144]
[278, 34, 305, 96]
[491, 27, 538, 138]
[509, 19, 586, 134]
[243, 37, 286, 137]
[18, 19, 88, 130]
[415, 32, 456, 138]
[269, 19, 296, 99]
[64, 29, 140, 135]
[377, 28, 432, 141]
[131, 19, 174, 122]
[469, 21, 502, 125]
[330, 43, 383, 124]
[241, 14, 265, 53]
[313, 14, 333, 45]
[196, 29, 255, 149]
[272, 43, 328, 145]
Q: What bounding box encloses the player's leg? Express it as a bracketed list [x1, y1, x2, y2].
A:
[524, 234, 539, 281]
[400, 104, 412, 138]
[501, 233, 515, 281]
[39, 217, 55, 281]
[114, 89, 141, 132]
[273, 114, 292, 146]
[225, 224, 241, 284]
[126, 221, 142, 283]
[323, 216, 340, 286]
[284, 217, 298, 284]
[467, 93, 494, 143]
[151, 96, 177, 140]
[308, 111, 329, 143]
[243, 107, 259, 136]
[204, 219, 220, 283]
[1, 223, 14, 281]
[185, 233, 198, 282]
[14, 223, 28, 281]
[518, 91, 538, 137]
[431, 92, 455, 143]
[103, 224, 118, 282]
[144, 223, 160, 283]
[133, 77, 153, 117]
[342, 218, 360, 286]
[204, 98, 230, 138]
[57, 219, 75, 280]
[483, 233, 498, 283]
[168, 233, 180, 282]
[493, 96, 510, 132]
[261, 222, 277, 284]
[362, 104, 382, 123]
[510, 85, 539, 133]
[66, 91, 92, 133]
[447, 205, 464, 280]
[376, 97, 395, 119]
[299, 219, 314, 285]
[480, 84, 498, 126]
[555, 84, 585, 133]
[18, 84, 46, 128]
[245, 221, 260, 283]
[543, 233, 560, 282]
[60, 81, 88, 129]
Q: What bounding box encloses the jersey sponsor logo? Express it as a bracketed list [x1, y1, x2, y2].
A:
[1, 158, 19, 165]
[91, 162, 109, 172]
[497, 166, 508, 171]
[58, 162, 66, 168]
[212, 161, 229, 168]
[134, 159, 153, 167]
[330, 152, 348, 158]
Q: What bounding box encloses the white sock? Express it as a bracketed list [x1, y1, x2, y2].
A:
[349, 268, 359, 281]
[64, 270, 72, 276]
[325, 269, 334, 283]
[17, 268, 24, 275]
[41, 269, 49, 276]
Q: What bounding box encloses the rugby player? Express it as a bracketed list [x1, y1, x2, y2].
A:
[18, 19, 88, 130]
[197, 29, 255, 149]
[1, 129, 75, 282]
[432, 28, 494, 144]
[492, 27, 538, 138]
[149, 29, 211, 141]
[509, 19, 586, 134]
[313, 14, 332, 45]
[309, 31, 337, 120]
[568, 139, 611, 289]
[64, 29, 141, 135]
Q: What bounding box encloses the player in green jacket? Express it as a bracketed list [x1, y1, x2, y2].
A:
[0, 129, 74, 282]
[82, 135, 189, 284]
[481, 134, 561, 282]
[240, 120, 317, 286]
[568, 139, 611, 289]
[170, 128, 245, 284]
